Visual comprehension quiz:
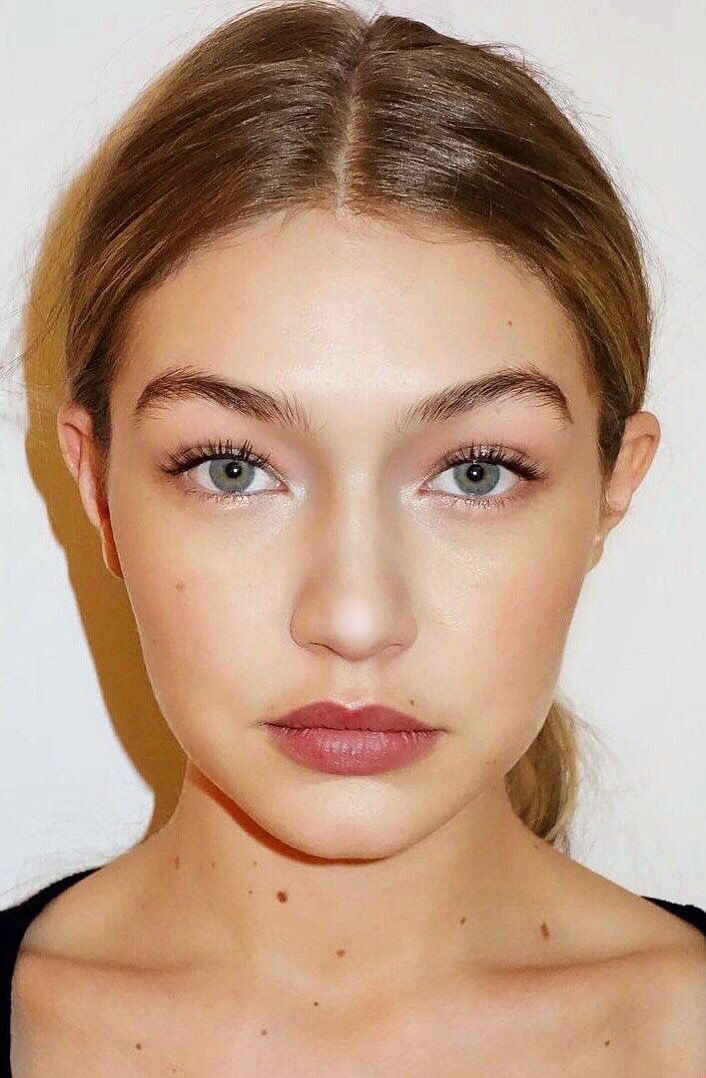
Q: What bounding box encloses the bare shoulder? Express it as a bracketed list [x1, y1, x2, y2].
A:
[10, 840, 193, 1076]
[505, 882, 706, 1076]
[11, 949, 122, 1077]
[15, 843, 157, 965]
[536, 840, 706, 961]
[538, 851, 706, 1074]
[593, 942, 706, 1076]
[639, 944, 706, 1073]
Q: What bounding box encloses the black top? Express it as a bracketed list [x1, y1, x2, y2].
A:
[1, 868, 704, 1075]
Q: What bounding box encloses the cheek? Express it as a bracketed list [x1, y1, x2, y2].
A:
[420, 493, 595, 753]
[110, 499, 285, 729]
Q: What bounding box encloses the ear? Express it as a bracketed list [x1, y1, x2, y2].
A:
[588, 411, 661, 571]
[56, 402, 123, 580]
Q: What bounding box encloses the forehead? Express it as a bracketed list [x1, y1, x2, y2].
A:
[114, 208, 592, 428]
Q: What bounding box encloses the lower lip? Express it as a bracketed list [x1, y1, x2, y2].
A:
[264, 725, 444, 775]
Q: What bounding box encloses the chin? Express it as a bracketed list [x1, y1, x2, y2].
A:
[248, 791, 454, 863]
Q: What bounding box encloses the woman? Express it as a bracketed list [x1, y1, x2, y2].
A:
[2, 1, 704, 1073]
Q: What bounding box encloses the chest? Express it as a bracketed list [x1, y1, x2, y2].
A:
[11, 956, 671, 1078]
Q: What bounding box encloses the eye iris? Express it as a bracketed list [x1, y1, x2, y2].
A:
[455, 461, 500, 496]
[208, 458, 251, 492]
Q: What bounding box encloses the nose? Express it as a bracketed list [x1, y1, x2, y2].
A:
[289, 510, 416, 663]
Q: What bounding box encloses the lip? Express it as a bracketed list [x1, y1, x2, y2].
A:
[262, 701, 445, 775]
[264, 701, 441, 733]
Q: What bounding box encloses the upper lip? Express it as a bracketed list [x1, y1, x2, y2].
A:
[265, 701, 440, 732]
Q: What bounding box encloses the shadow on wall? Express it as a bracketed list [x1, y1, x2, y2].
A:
[15, 156, 186, 840]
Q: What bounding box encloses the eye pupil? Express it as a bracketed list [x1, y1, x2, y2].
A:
[224, 461, 243, 479]
[467, 463, 484, 481]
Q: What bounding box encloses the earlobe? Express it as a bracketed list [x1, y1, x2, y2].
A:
[587, 532, 605, 572]
[99, 516, 124, 580]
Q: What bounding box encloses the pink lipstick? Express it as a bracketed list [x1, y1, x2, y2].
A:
[262, 701, 445, 775]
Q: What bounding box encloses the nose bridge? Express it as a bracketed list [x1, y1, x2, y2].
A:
[314, 467, 402, 575]
[289, 474, 415, 659]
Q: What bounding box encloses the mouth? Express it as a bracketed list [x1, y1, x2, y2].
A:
[264, 700, 442, 733]
[262, 700, 445, 775]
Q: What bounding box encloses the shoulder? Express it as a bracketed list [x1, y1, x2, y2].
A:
[9, 849, 177, 1077]
[521, 894, 706, 1074]
[516, 845, 706, 1065]
[622, 943, 706, 1074]
[536, 841, 706, 960]
[640, 896, 706, 944]
[1, 868, 100, 944]
[4, 865, 108, 1076]
[13, 841, 162, 968]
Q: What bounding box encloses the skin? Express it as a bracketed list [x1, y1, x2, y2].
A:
[52, 207, 665, 1039]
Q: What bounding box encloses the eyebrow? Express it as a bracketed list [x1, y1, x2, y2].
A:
[132, 362, 573, 434]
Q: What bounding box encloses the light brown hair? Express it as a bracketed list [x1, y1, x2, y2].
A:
[58, 0, 653, 852]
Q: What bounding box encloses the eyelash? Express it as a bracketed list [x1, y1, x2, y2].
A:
[160, 437, 547, 512]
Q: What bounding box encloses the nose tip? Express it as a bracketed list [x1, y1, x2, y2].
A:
[291, 587, 414, 662]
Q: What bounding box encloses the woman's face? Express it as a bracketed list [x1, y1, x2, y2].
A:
[63, 209, 618, 859]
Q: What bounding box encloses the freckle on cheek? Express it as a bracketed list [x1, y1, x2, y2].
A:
[277, 890, 288, 902]
[336, 948, 345, 957]
[174, 856, 180, 869]
[175, 580, 185, 591]
[540, 921, 550, 939]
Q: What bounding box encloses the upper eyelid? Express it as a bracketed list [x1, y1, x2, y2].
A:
[166, 439, 537, 473]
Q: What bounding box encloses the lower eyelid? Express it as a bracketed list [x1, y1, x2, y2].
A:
[423, 488, 523, 513]
[183, 484, 528, 514]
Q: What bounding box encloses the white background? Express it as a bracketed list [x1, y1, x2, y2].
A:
[1, 0, 704, 907]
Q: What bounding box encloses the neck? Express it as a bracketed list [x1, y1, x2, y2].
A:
[142, 762, 561, 1005]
